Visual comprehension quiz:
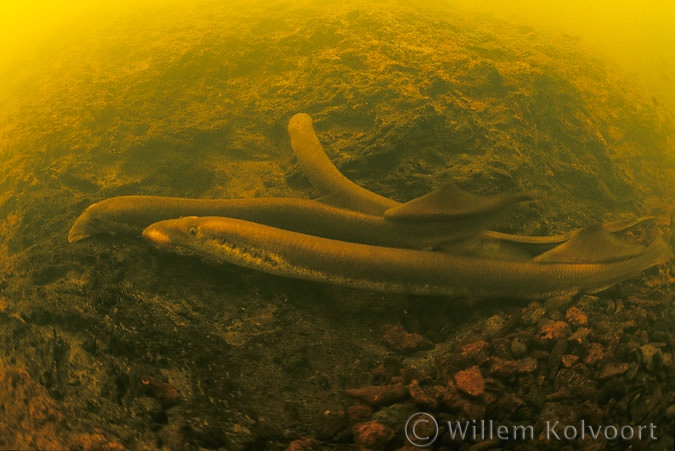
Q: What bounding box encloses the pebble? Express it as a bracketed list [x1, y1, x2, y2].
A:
[461, 340, 490, 364]
[484, 314, 506, 338]
[522, 303, 547, 325]
[639, 344, 662, 371]
[537, 321, 570, 345]
[598, 362, 631, 379]
[567, 327, 591, 344]
[516, 357, 538, 374]
[561, 354, 579, 368]
[408, 379, 446, 410]
[352, 421, 395, 450]
[381, 324, 432, 353]
[288, 438, 321, 451]
[344, 384, 409, 406]
[565, 306, 588, 326]
[455, 365, 485, 397]
[510, 337, 528, 357]
[583, 343, 605, 366]
[488, 357, 517, 377]
[576, 294, 602, 312]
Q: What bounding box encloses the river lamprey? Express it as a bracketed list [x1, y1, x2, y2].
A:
[71, 113, 671, 298]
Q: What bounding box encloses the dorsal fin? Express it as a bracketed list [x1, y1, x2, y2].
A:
[383, 183, 534, 223]
[603, 216, 658, 233]
[532, 224, 647, 264]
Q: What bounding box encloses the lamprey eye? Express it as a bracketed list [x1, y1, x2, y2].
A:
[187, 226, 198, 236]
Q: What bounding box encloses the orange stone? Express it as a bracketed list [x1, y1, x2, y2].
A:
[345, 384, 409, 406]
[352, 421, 395, 449]
[288, 438, 321, 451]
[565, 306, 588, 326]
[537, 321, 570, 344]
[454, 365, 485, 397]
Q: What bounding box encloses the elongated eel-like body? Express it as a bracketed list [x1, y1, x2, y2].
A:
[143, 216, 671, 299]
[69, 195, 482, 248]
[69, 191, 659, 258]
[69, 112, 658, 251]
[287, 113, 399, 215]
[287, 113, 660, 247]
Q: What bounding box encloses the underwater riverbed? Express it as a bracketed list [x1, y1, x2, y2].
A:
[0, 1, 673, 449]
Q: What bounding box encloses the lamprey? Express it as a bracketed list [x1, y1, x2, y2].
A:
[287, 112, 398, 215]
[68, 191, 528, 248]
[142, 216, 671, 299]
